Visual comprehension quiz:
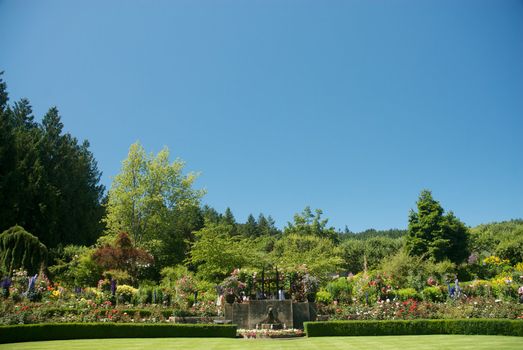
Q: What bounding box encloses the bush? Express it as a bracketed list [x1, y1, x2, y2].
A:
[421, 286, 445, 302]
[394, 288, 420, 301]
[316, 289, 333, 305]
[325, 277, 353, 303]
[0, 323, 237, 343]
[116, 285, 138, 304]
[0, 226, 47, 275]
[304, 319, 523, 337]
[461, 280, 493, 298]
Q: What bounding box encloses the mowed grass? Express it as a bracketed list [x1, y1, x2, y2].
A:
[0, 335, 521, 350]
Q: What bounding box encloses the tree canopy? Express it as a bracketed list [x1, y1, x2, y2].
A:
[0, 72, 105, 248]
[103, 142, 205, 269]
[284, 206, 339, 242]
[406, 190, 469, 263]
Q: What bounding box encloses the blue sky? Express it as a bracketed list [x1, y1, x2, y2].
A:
[1, 0, 522, 231]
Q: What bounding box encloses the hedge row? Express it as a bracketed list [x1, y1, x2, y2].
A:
[38, 308, 167, 318]
[0, 323, 237, 344]
[304, 319, 523, 337]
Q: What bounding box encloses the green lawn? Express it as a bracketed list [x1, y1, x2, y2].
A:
[0, 335, 521, 350]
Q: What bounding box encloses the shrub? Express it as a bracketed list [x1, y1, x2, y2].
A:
[325, 277, 353, 303]
[0, 226, 47, 275]
[461, 280, 492, 298]
[116, 285, 138, 304]
[304, 319, 523, 337]
[316, 289, 333, 305]
[0, 323, 237, 343]
[421, 286, 445, 302]
[394, 288, 420, 301]
[137, 285, 153, 304]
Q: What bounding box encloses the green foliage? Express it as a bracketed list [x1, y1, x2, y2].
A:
[0, 323, 238, 343]
[406, 190, 469, 264]
[380, 251, 425, 290]
[284, 207, 339, 242]
[237, 214, 259, 237]
[103, 142, 204, 269]
[0, 226, 47, 275]
[421, 286, 445, 302]
[316, 289, 333, 304]
[341, 228, 406, 240]
[325, 277, 353, 303]
[469, 219, 523, 260]
[495, 235, 523, 265]
[304, 319, 523, 337]
[341, 237, 404, 274]
[189, 223, 262, 283]
[116, 285, 138, 304]
[160, 265, 191, 289]
[394, 288, 420, 301]
[271, 233, 343, 281]
[0, 76, 105, 248]
[257, 214, 280, 237]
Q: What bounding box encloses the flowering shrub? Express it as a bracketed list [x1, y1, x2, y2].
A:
[483, 256, 510, 266]
[221, 273, 246, 301]
[490, 275, 518, 300]
[176, 275, 196, 295]
[323, 297, 523, 321]
[116, 285, 137, 304]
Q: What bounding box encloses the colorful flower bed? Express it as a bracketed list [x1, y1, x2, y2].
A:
[237, 328, 304, 339]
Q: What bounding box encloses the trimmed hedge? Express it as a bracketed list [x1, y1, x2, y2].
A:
[37, 308, 171, 318]
[304, 319, 523, 337]
[0, 323, 237, 344]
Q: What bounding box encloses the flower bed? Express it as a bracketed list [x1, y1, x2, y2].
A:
[318, 297, 523, 321]
[237, 328, 304, 339]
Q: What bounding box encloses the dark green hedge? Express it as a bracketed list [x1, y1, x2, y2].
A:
[304, 319, 523, 337]
[0, 323, 237, 344]
[38, 308, 170, 318]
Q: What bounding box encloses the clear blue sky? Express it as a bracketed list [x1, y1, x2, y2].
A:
[1, 0, 522, 231]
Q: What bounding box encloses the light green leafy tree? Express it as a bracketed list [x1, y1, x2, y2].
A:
[284, 206, 339, 242]
[271, 233, 343, 281]
[188, 222, 264, 283]
[103, 142, 204, 266]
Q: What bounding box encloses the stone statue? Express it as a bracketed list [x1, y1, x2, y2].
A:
[259, 306, 283, 329]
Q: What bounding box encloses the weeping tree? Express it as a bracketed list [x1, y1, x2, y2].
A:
[0, 225, 48, 275]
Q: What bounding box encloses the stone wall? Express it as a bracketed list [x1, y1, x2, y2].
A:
[224, 300, 316, 329]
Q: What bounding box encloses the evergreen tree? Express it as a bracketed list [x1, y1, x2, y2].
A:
[0, 76, 105, 247]
[257, 214, 280, 236]
[0, 225, 48, 275]
[221, 207, 237, 235]
[406, 190, 469, 263]
[0, 73, 17, 227]
[242, 214, 259, 237]
[201, 205, 221, 224]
